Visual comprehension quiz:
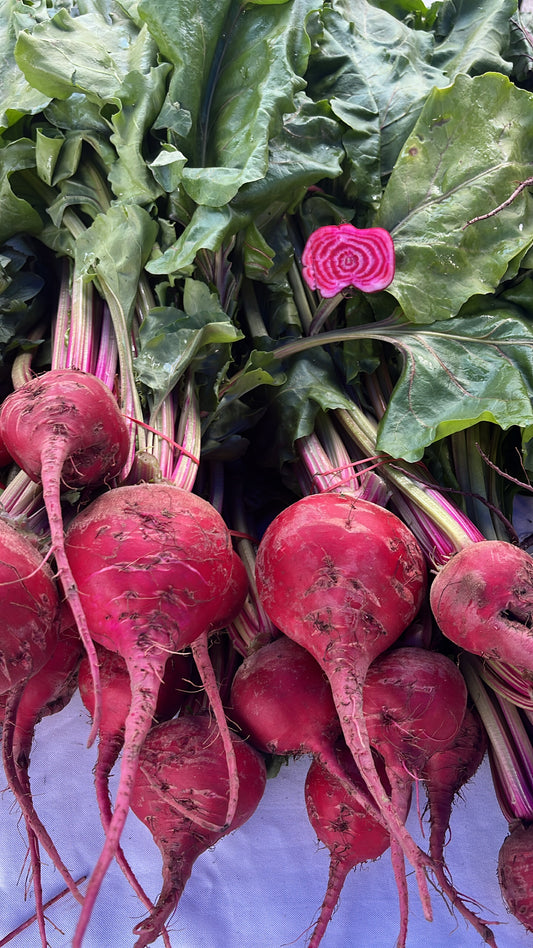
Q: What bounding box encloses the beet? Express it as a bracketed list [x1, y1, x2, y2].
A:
[498, 820, 533, 934]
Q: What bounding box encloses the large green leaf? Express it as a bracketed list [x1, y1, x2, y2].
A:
[0, 0, 51, 132]
[147, 205, 248, 276]
[147, 95, 343, 274]
[14, 5, 168, 204]
[137, 0, 233, 160]
[273, 296, 533, 462]
[306, 0, 445, 207]
[14, 6, 150, 101]
[374, 310, 533, 460]
[378, 72, 533, 323]
[431, 0, 517, 77]
[139, 0, 322, 207]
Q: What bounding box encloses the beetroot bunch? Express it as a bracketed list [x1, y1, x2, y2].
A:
[0, 207, 530, 948]
[0, 366, 265, 948]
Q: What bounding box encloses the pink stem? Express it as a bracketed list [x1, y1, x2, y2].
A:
[326, 661, 434, 922]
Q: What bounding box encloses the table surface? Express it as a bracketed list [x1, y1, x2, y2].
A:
[0, 686, 531, 948]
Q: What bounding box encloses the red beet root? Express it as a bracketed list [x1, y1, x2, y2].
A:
[255, 492, 432, 917]
[0, 368, 130, 744]
[1, 612, 83, 946]
[0, 518, 59, 695]
[422, 704, 487, 870]
[304, 742, 405, 948]
[498, 821, 533, 934]
[230, 634, 341, 758]
[430, 540, 533, 675]
[129, 714, 267, 948]
[64, 483, 247, 945]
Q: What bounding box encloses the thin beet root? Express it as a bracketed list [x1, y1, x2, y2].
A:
[422, 704, 488, 870]
[78, 643, 190, 948]
[363, 648, 497, 946]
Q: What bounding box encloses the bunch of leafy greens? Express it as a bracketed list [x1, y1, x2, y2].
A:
[1, 0, 533, 469]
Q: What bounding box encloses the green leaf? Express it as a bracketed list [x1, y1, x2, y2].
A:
[75, 203, 158, 328]
[242, 222, 277, 281]
[107, 62, 171, 203]
[139, 0, 322, 207]
[15, 5, 150, 102]
[0, 236, 46, 379]
[137, 0, 233, 158]
[200, 347, 287, 459]
[0, 139, 44, 242]
[147, 205, 248, 275]
[134, 278, 243, 411]
[378, 73, 533, 323]
[0, 0, 51, 132]
[306, 0, 446, 206]
[509, 7, 533, 83]
[372, 310, 533, 460]
[233, 95, 343, 216]
[35, 125, 67, 186]
[220, 349, 285, 402]
[14, 4, 167, 204]
[148, 144, 187, 193]
[367, 0, 436, 26]
[41, 98, 118, 174]
[260, 348, 354, 467]
[431, 0, 517, 77]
